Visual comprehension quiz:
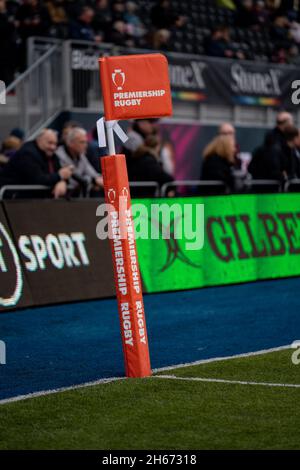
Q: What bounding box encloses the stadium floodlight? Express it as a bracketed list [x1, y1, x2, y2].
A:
[97, 54, 172, 378]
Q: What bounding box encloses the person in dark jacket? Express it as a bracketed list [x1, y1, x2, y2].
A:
[265, 111, 294, 152]
[127, 134, 173, 197]
[249, 111, 294, 180]
[264, 125, 299, 182]
[69, 6, 101, 42]
[15, 0, 52, 71]
[201, 134, 236, 191]
[0, 129, 73, 198]
[249, 124, 299, 181]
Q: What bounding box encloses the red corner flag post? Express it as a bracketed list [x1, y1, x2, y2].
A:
[98, 53, 172, 378]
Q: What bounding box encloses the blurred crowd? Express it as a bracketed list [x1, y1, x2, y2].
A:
[1, 112, 300, 198]
[0, 118, 175, 198]
[2, 0, 300, 86]
[201, 111, 300, 192]
[208, 0, 300, 63]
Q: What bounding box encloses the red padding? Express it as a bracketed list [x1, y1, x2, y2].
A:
[101, 154, 151, 378]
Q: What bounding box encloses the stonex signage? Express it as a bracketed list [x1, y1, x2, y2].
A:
[0, 200, 115, 312]
[99, 53, 172, 120]
[135, 194, 300, 293]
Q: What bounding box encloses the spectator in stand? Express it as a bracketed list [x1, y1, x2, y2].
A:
[257, 112, 294, 180]
[218, 122, 242, 169]
[201, 135, 236, 191]
[122, 119, 158, 159]
[252, 124, 300, 180]
[69, 6, 102, 43]
[88, 126, 107, 171]
[56, 127, 103, 197]
[106, 19, 135, 47]
[0, 154, 8, 169]
[92, 0, 112, 38]
[124, 1, 146, 41]
[204, 26, 245, 59]
[235, 0, 258, 29]
[70, 7, 102, 107]
[266, 0, 282, 11]
[270, 15, 291, 48]
[60, 120, 81, 145]
[265, 110, 294, 148]
[274, 0, 297, 17]
[282, 125, 300, 179]
[16, 0, 52, 70]
[272, 46, 288, 62]
[0, 0, 17, 85]
[249, 120, 298, 181]
[289, 20, 300, 43]
[0, 135, 22, 160]
[0, 129, 73, 198]
[128, 134, 174, 197]
[60, 120, 104, 173]
[253, 1, 270, 29]
[45, 0, 68, 38]
[111, 0, 125, 22]
[10, 127, 25, 143]
[152, 28, 171, 50]
[0, 134, 21, 168]
[219, 122, 236, 138]
[150, 0, 178, 29]
[287, 44, 300, 64]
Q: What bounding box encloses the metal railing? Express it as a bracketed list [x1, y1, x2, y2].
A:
[284, 179, 300, 192]
[0, 182, 159, 200]
[129, 181, 160, 197]
[1, 44, 64, 139]
[1, 179, 300, 200]
[243, 179, 281, 193]
[161, 180, 228, 197]
[0, 185, 51, 200]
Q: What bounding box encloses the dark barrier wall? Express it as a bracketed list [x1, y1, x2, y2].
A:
[0, 200, 115, 312]
[2, 195, 300, 312]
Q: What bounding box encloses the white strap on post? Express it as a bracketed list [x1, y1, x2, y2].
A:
[96, 117, 128, 156]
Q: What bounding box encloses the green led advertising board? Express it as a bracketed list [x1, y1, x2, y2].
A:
[134, 193, 300, 293]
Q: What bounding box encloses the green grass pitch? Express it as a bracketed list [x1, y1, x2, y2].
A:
[0, 348, 300, 449]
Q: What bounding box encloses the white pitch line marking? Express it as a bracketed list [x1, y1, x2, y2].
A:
[153, 344, 291, 373]
[154, 375, 300, 388]
[0, 344, 293, 405]
[0, 377, 125, 405]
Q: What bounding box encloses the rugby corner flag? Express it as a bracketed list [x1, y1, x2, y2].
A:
[99, 53, 172, 121]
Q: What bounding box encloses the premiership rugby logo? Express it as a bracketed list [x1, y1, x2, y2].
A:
[107, 188, 116, 203]
[114, 89, 166, 108]
[112, 69, 125, 90]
